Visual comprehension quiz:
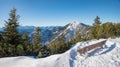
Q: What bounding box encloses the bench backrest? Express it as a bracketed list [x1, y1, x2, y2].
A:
[78, 40, 106, 55]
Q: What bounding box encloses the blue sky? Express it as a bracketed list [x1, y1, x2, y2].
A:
[0, 0, 120, 27]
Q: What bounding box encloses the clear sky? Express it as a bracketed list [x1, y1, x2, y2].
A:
[0, 0, 120, 27]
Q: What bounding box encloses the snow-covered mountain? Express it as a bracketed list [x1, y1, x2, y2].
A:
[18, 26, 64, 45]
[0, 38, 120, 67]
[0, 22, 90, 45]
[50, 21, 90, 43]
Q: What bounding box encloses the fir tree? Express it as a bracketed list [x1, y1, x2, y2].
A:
[115, 23, 120, 37]
[22, 32, 31, 55]
[38, 51, 43, 58]
[3, 8, 21, 45]
[32, 27, 42, 57]
[16, 44, 25, 56]
[0, 32, 3, 42]
[75, 34, 81, 42]
[49, 43, 56, 54]
[90, 16, 101, 39]
[1, 8, 22, 56]
[93, 16, 101, 26]
[33, 27, 41, 46]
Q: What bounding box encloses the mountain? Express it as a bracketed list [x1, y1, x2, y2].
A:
[0, 22, 90, 45]
[17, 26, 64, 45]
[0, 26, 64, 45]
[0, 38, 120, 67]
[50, 21, 90, 43]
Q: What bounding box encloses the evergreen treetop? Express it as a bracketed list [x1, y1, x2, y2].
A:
[93, 16, 101, 26]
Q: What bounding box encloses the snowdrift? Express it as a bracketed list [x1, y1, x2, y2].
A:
[0, 38, 120, 67]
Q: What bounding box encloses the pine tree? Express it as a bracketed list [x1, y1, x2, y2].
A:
[105, 22, 115, 37]
[40, 45, 50, 57]
[33, 27, 41, 46]
[0, 32, 3, 42]
[38, 51, 43, 58]
[0, 43, 3, 57]
[32, 27, 42, 57]
[75, 34, 81, 42]
[90, 16, 101, 39]
[49, 43, 57, 54]
[22, 32, 31, 55]
[1, 8, 22, 56]
[97, 25, 104, 38]
[57, 35, 65, 53]
[115, 23, 120, 37]
[90, 26, 96, 39]
[16, 44, 25, 56]
[3, 8, 21, 45]
[7, 44, 15, 56]
[93, 16, 101, 26]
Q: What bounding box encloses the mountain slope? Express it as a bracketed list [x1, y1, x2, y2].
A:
[0, 38, 120, 67]
[18, 26, 64, 45]
[50, 21, 90, 43]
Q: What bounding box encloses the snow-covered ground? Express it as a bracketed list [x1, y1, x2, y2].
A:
[0, 38, 120, 67]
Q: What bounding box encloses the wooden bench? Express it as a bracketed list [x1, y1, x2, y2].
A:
[78, 40, 106, 55]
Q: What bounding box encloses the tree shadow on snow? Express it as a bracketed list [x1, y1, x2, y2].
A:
[69, 49, 77, 67]
[100, 44, 116, 55]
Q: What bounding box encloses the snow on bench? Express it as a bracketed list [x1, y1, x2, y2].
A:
[78, 40, 106, 55]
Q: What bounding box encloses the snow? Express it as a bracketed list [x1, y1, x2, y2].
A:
[50, 21, 89, 43]
[74, 38, 120, 67]
[0, 38, 120, 67]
